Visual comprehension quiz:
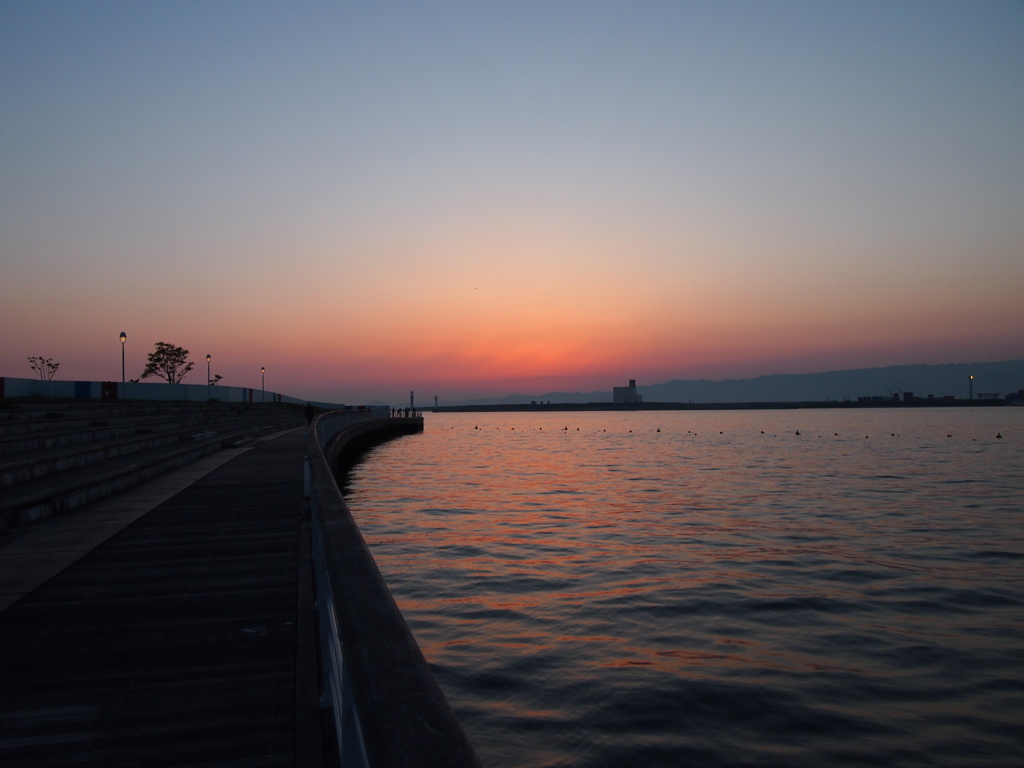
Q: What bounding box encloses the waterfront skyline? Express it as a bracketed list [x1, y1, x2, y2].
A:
[3, 2, 1022, 405]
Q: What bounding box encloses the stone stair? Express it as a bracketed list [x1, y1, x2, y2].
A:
[0, 400, 306, 532]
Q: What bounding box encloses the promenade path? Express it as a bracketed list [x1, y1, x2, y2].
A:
[0, 427, 322, 767]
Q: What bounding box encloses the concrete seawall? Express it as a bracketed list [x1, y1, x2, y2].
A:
[1, 406, 480, 767]
[0, 400, 308, 533]
[306, 414, 482, 768]
[321, 416, 424, 473]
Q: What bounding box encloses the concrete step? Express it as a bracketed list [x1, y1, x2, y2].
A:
[0, 414, 296, 489]
[0, 402, 306, 533]
[0, 402, 260, 442]
[0, 412, 260, 458]
[1, 410, 302, 484]
[1, 429, 190, 488]
[0, 422, 302, 532]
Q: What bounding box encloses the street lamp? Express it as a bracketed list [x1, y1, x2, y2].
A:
[119, 331, 126, 384]
[261, 366, 265, 403]
[206, 354, 212, 401]
[969, 375, 974, 401]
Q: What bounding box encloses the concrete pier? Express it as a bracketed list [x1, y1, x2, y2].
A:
[0, 408, 477, 767]
[0, 428, 319, 766]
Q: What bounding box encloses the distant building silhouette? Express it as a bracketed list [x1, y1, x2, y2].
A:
[613, 379, 642, 404]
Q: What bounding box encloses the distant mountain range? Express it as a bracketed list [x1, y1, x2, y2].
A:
[460, 360, 1024, 406]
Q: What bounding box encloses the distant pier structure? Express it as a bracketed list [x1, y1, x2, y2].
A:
[613, 379, 643, 404]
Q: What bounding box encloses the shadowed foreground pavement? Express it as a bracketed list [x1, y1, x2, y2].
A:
[0, 429, 321, 767]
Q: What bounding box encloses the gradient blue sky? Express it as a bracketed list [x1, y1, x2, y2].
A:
[2, 1, 1022, 404]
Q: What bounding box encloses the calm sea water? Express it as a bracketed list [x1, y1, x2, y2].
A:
[342, 408, 1024, 767]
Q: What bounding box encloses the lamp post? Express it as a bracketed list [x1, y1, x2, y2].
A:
[119, 331, 126, 384]
[261, 366, 265, 403]
[206, 354, 212, 401]
[969, 375, 974, 401]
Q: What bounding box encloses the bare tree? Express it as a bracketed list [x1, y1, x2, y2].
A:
[141, 342, 194, 384]
[27, 356, 60, 380]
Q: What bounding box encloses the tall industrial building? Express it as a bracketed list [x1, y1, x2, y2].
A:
[613, 379, 642, 404]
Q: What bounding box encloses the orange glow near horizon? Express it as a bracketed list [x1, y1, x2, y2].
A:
[4, 149, 1023, 404]
[3, 4, 1023, 404]
[4, 271, 1023, 404]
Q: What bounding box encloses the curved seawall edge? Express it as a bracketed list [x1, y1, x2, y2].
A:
[306, 415, 482, 768]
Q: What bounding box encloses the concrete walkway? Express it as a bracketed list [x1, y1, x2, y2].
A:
[0, 428, 322, 767]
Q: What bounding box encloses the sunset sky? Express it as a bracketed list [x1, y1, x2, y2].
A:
[2, 1, 1022, 405]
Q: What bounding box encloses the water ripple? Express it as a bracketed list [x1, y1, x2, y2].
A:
[344, 409, 1024, 767]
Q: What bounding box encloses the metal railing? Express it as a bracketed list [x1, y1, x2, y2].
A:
[304, 412, 480, 768]
[313, 407, 394, 448]
[305, 454, 369, 768]
[313, 410, 372, 450]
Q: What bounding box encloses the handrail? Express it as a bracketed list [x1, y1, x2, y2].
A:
[305, 413, 480, 768]
[305, 455, 370, 768]
[313, 409, 374, 450]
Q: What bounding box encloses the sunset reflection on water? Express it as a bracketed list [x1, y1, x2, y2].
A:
[344, 409, 1023, 768]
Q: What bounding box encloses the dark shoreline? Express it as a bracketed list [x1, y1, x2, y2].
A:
[432, 399, 1013, 413]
